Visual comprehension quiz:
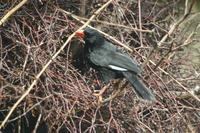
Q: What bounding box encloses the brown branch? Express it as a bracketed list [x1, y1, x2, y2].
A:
[148, 59, 200, 102]
[0, 0, 28, 26]
[32, 113, 42, 133]
[157, 0, 195, 47]
[173, 85, 200, 99]
[59, 1, 200, 103]
[172, 29, 196, 51]
[142, 0, 196, 67]
[138, 0, 144, 47]
[62, 10, 200, 103]
[0, 0, 113, 129]
[65, 12, 151, 32]
[153, 42, 174, 70]
[59, 8, 133, 51]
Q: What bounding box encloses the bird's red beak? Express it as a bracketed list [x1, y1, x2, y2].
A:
[75, 30, 85, 39]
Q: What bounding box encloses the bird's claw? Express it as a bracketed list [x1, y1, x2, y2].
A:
[93, 91, 103, 103]
[93, 84, 110, 104]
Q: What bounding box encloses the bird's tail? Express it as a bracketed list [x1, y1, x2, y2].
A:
[123, 72, 155, 101]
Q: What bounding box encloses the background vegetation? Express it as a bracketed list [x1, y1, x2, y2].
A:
[0, 0, 200, 132]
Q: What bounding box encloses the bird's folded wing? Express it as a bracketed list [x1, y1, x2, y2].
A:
[89, 49, 141, 74]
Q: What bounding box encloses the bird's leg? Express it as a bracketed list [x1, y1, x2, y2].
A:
[102, 81, 128, 103]
[93, 83, 110, 103]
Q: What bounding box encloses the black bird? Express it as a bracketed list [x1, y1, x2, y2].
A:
[75, 27, 155, 101]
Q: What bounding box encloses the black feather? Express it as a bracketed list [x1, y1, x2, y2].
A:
[81, 27, 155, 101]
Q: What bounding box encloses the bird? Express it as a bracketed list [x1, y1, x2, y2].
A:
[75, 27, 155, 101]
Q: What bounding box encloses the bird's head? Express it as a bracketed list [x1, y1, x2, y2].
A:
[75, 27, 104, 46]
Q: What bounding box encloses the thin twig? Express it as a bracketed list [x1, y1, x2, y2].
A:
[59, 5, 200, 103]
[142, 0, 195, 67]
[32, 113, 42, 133]
[172, 85, 200, 99]
[172, 29, 196, 51]
[138, 120, 155, 133]
[153, 42, 174, 70]
[0, 0, 113, 129]
[157, 0, 195, 47]
[138, 0, 144, 47]
[148, 59, 200, 102]
[0, 0, 28, 26]
[59, 8, 133, 51]
[59, 9, 151, 32]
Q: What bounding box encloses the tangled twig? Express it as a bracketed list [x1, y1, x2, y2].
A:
[0, 0, 28, 26]
[0, 0, 113, 128]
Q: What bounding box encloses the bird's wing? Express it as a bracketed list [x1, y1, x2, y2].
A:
[89, 48, 141, 74]
[98, 68, 119, 82]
